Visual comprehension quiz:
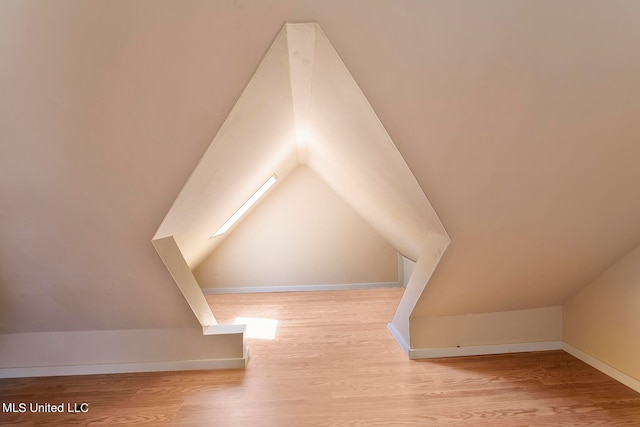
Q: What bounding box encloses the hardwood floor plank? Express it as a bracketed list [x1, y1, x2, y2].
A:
[1, 288, 639, 426]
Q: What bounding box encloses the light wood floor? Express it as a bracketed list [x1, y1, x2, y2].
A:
[2, 288, 639, 426]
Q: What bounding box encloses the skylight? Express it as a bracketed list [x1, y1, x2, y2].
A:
[212, 175, 277, 237]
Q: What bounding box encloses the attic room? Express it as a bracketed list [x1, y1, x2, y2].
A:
[1, 1, 639, 425]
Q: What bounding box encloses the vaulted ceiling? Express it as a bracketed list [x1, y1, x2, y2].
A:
[154, 23, 447, 268]
[2, 1, 640, 335]
[152, 22, 448, 335]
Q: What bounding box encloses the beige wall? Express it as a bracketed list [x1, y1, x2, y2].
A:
[0, 327, 246, 378]
[152, 236, 217, 326]
[3, 1, 640, 378]
[411, 306, 562, 350]
[564, 244, 640, 381]
[194, 166, 398, 289]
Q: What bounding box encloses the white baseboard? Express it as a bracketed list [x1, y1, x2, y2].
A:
[408, 341, 563, 359]
[387, 322, 410, 355]
[0, 356, 248, 379]
[562, 342, 640, 394]
[203, 281, 402, 294]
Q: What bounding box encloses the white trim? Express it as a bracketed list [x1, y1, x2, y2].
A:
[409, 341, 563, 359]
[0, 356, 248, 379]
[397, 253, 404, 286]
[562, 342, 640, 394]
[202, 282, 402, 294]
[202, 324, 246, 335]
[387, 322, 410, 355]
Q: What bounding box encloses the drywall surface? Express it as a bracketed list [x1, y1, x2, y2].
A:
[401, 256, 416, 287]
[0, 327, 245, 378]
[304, 24, 448, 262]
[564, 244, 640, 381]
[194, 166, 398, 289]
[3, 1, 640, 371]
[411, 306, 562, 349]
[390, 235, 449, 346]
[391, 1, 640, 318]
[152, 236, 217, 326]
[154, 27, 299, 269]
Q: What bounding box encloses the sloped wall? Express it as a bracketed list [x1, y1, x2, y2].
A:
[194, 166, 398, 290]
[564, 243, 640, 383]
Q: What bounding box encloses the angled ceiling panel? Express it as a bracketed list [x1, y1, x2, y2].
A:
[152, 23, 449, 346]
[154, 28, 298, 269]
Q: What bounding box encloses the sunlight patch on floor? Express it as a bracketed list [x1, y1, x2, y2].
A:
[234, 317, 278, 339]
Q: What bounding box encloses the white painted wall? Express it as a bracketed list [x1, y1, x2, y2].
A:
[153, 236, 217, 326]
[401, 255, 415, 287]
[0, 327, 246, 378]
[390, 235, 449, 347]
[564, 244, 640, 382]
[2, 2, 640, 378]
[155, 27, 299, 269]
[410, 306, 563, 350]
[194, 166, 398, 289]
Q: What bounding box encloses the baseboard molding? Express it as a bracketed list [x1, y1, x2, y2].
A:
[203, 281, 403, 294]
[387, 322, 410, 355]
[562, 342, 640, 393]
[0, 356, 248, 379]
[408, 341, 563, 359]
